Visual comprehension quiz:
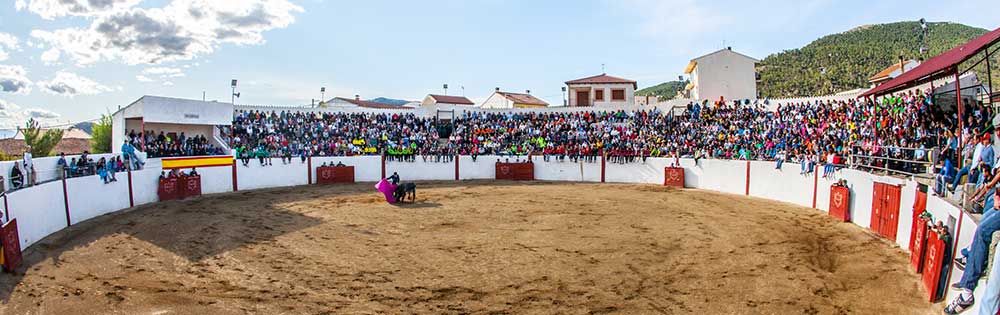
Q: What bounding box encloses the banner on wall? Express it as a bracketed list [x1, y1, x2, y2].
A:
[161, 156, 234, 169]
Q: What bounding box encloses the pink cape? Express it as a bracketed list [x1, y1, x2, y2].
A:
[375, 179, 398, 203]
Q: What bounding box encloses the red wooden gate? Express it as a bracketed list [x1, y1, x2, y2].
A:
[871, 182, 901, 241]
[921, 231, 946, 301]
[910, 217, 930, 273]
[0, 219, 21, 272]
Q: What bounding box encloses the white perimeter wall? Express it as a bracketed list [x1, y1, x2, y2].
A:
[0, 155, 989, 312]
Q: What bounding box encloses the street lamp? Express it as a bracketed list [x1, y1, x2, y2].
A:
[443, 83, 448, 95]
[231, 79, 240, 104]
[561, 87, 567, 106]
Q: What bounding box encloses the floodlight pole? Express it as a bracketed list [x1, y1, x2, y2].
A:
[956, 68, 963, 170]
[987, 50, 994, 107]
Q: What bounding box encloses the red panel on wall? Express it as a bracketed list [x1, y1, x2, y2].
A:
[182, 175, 202, 199]
[663, 167, 685, 187]
[0, 219, 22, 272]
[316, 166, 356, 184]
[910, 217, 930, 273]
[158, 177, 180, 201]
[921, 231, 946, 302]
[496, 163, 534, 180]
[829, 186, 851, 222]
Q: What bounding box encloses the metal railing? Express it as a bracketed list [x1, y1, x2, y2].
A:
[848, 145, 936, 178]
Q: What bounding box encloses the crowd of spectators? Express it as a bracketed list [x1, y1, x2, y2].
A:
[228, 110, 448, 165]
[125, 130, 225, 158]
[55, 151, 129, 183]
[126, 89, 985, 181]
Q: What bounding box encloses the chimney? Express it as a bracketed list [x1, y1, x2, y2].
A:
[727, 46, 732, 51]
[355, 94, 360, 100]
[526, 90, 531, 94]
[495, 87, 500, 92]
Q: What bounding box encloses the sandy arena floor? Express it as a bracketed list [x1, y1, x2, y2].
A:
[0, 181, 937, 314]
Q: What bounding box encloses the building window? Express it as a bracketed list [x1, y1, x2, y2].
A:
[611, 89, 626, 101]
[594, 89, 604, 101]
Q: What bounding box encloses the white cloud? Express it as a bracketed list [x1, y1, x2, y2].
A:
[23, 108, 59, 119]
[37, 71, 113, 97]
[31, 0, 304, 66]
[14, 0, 27, 11]
[143, 66, 181, 75]
[162, 81, 174, 86]
[0, 65, 32, 94]
[23, 0, 142, 20]
[40, 47, 60, 65]
[135, 74, 152, 82]
[0, 32, 19, 62]
[0, 99, 63, 129]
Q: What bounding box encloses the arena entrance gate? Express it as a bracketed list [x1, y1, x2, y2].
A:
[870, 182, 901, 241]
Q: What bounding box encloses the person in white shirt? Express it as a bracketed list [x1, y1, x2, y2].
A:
[22, 146, 32, 187]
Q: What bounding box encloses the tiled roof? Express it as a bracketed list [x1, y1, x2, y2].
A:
[498, 92, 548, 106]
[428, 94, 475, 105]
[332, 97, 408, 109]
[565, 74, 637, 89]
[869, 60, 918, 81]
[0, 138, 91, 156]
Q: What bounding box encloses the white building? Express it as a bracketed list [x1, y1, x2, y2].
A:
[564, 74, 637, 107]
[479, 89, 549, 109]
[111, 95, 234, 154]
[684, 47, 759, 102]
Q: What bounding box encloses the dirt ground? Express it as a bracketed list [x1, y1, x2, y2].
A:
[0, 181, 938, 314]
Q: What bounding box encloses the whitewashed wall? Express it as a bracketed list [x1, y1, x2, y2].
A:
[0, 155, 990, 312]
[5, 180, 67, 249]
[65, 173, 131, 225]
[237, 161, 308, 191]
[312, 156, 382, 182]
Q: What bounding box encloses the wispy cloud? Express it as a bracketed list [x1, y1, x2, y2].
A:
[0, 98, 63, 129]
[0, 33, 19, 62]
[37, 71, 114, 97]
[0, 65, 32, 94]
[19, 0, 142, 20]
[30, 0, 305, 66]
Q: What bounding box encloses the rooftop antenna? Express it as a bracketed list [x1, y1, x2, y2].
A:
[443, 83, 449, 95]
[601, 63, 605, 74]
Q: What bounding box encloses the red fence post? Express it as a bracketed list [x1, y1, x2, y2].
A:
[231, 160, 238, 192]
[455, 155, 460, 181]
[601, 150, 606, 183]
[381, 155, 386, 179]
[745, 160, 750, 195]
[3, 193, 9, 222]
[61, 176, 70, 226]
[307, 156, 312, 185]
[127, 168, 134, 208]
[812, 164, 819, 208]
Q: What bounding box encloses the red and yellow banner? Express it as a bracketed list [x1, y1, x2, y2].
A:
[161, 156, 233, 169]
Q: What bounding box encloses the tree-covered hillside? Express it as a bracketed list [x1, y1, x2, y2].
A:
[635, 81, 686, 101]
[757, 21, 994, 97]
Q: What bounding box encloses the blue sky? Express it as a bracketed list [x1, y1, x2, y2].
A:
[0, 0, 996, 129]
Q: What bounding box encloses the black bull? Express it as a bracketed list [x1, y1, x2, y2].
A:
[393, 183, 416, 203]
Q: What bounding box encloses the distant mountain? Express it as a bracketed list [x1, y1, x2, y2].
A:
[757, 21, 995, 97]
[368, 97, 411, 106]
[73, 122, 94, 134]
[636, 81, 686, 101]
